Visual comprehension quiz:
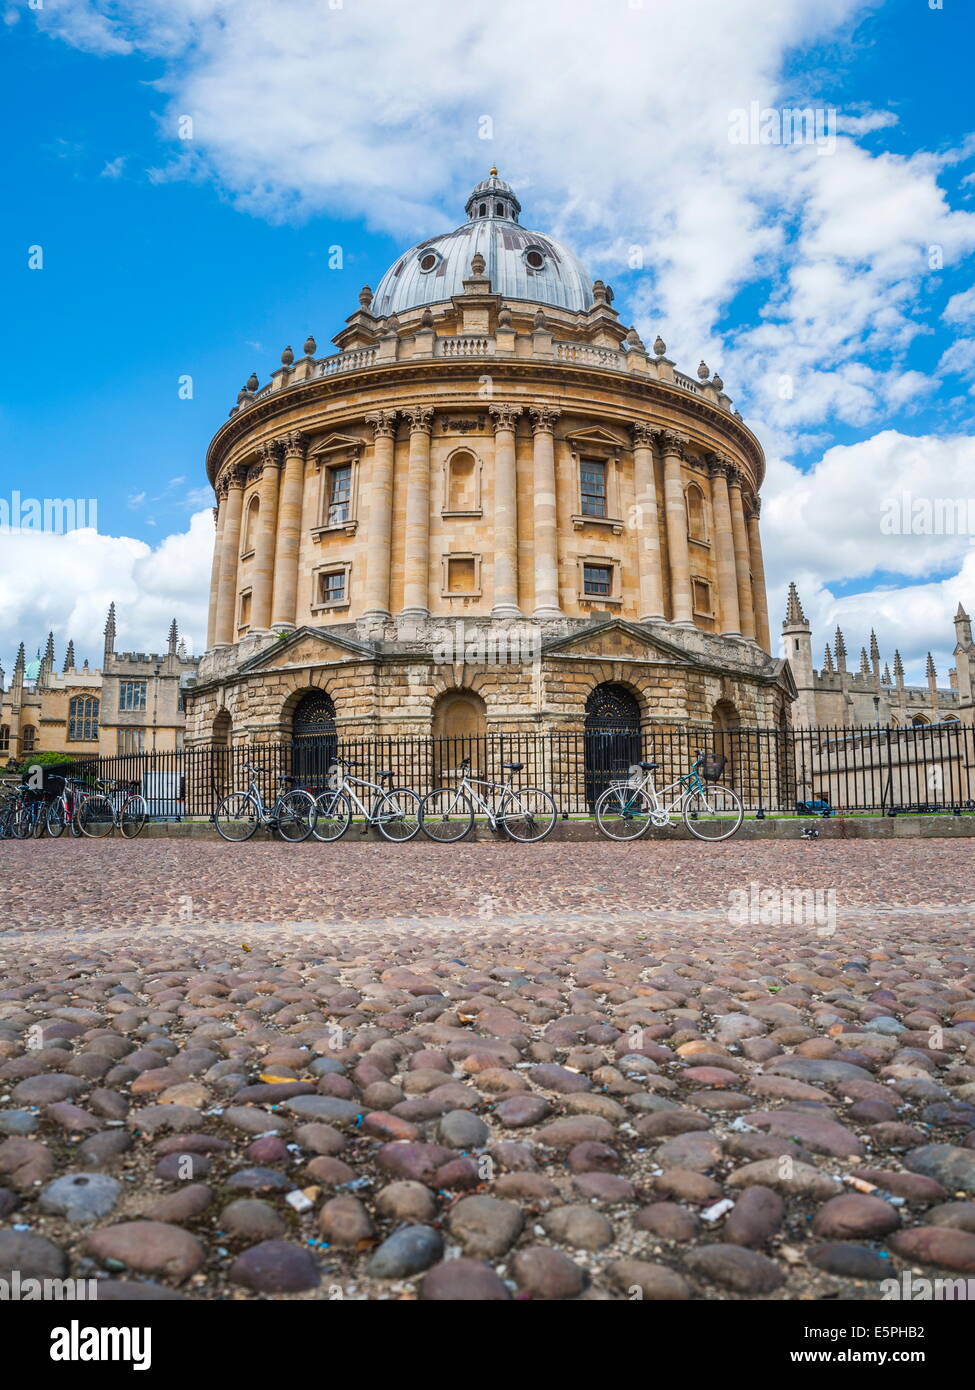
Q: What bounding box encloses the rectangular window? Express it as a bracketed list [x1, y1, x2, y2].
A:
[118, 729, 145, 755]
[446, 557, 477, 593]
[583, 563, 612, 597]
[118, 681, 147, 712]
[327, 465, 352, 525]
[580, 459, 607, 518]
[321, 570, 346, 605]
[238, 591, 252, 629]
[692, 579, 713, 615]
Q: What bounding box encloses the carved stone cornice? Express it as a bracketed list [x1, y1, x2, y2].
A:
[630, 422, 656, 449]
[365, 409, 399, 440]
[529, 405, 561, 435]
[404, 405, 435, 434]
[489, 403, 523, 432]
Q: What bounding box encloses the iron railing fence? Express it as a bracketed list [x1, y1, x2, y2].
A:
[21, 722, 975, 820]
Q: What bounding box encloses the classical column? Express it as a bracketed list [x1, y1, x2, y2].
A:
[728, 471, 756, 642]
[363, 410, 398, 619]
[747, 498, 771, 652]
[631, 423, 665, 621]
[401, 406, 434, 618]
[709, 458, 742, 637]
[659, 430, 693, 626]
[250, 441, 282, 631]
[214, 467, 244, 645]
[489, 403, 523, 617]
[270, 431, 306, 630]
[206, 490, 226, 649]
[529, 405, 561, 617]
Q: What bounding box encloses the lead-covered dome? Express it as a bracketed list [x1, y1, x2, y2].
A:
[371, 170, 595, 318]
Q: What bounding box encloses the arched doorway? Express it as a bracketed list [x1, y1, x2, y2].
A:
[712, 699, 740, 789]
[291, 691, 337, 784]
[584, 683, 642, 807]
[432, 688, 486, 783]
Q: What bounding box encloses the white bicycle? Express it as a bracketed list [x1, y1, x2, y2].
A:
[312, 759, 420, 843]
[594, 750, 744, 842]
[419, 756, 557, 843]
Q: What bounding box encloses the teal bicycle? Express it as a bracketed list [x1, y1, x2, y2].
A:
[594, 750, 744, 842]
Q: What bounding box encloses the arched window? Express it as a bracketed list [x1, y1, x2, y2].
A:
[432, 688, 487, 782]
[496, 202, 504, 216]
[68, 697, 99, 742]
[0, 726, 8, 754]
[712, 699, 740, 785]
[212, 709, 232, 748]
[242, 494, 260, 554]
[912, 714, 929, 727]
[444, 449, 478, 513]
[21, 725, 36, 753]
[686, 483, 707, 542]
[478, 202, 486, 217]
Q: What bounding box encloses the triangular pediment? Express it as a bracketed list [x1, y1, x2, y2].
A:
[564, 425, 627, 451]
[543, 619, 692, 665]
[241, 626, 375, 673]
[308, 432, 364, 459]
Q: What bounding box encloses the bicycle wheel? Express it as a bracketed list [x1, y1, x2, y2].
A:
[503, 786, 558, 843]
[594, 784, 654, 841]
[375, 787, 421, 842]
[11, 801, 32, 839]
[419, 788, 475, 842]
[682, 784, 744, 841]
[120, 794, 148, 839]
[275, 790, 317, 843]
[312, 789, 352, 843]
[46, 799, 66, 838]
[214, 791, 260, 842]
[78, 794, 116, 838]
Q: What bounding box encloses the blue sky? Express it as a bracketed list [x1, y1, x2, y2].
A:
[1, 0, 973, 680]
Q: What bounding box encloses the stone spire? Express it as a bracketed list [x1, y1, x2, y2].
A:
[882, 662, 892, 685]
[859, 646, 870, 676]
[12, 643, 25, 693]
[926, 652, 938, 696]
[784, 582, 806, 625]
[822, 644, 834, 674]
[955, 602, 973, 648]
[168, 619, 178, 656]
[893, 649, 905, 689]
[104, 602, 117, 665]
[869, 629, 880, 677]
[63, 641, 75, 673]
[39, 632, 55, 688]
[834, 626, 847, 673]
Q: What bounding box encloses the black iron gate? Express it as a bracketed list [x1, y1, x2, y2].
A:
[584, 683, 642, 807]
[291, 691, 337, 786]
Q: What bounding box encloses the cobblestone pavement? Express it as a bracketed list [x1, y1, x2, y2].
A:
[1, 838, 973, 1302]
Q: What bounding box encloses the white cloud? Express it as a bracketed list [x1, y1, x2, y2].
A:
[944, 287, 975, 324]
[0, 511, 213, 672]
[763, 431, 975, 680]
[33, 0, 975, 432]
[99, 155, 126, 178]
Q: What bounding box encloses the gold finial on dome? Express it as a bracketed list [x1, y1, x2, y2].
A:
[489, 166, 498, 176]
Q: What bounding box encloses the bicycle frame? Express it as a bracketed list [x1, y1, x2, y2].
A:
[610, 763, 706, 825]
[322, 766, 400, 824]
[440, 769, 521, 830]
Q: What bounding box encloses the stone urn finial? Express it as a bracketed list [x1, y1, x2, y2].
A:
[653, 335, 666, 357]
[420, 307, 434, 329]
[534, 307, 548, 330]
[303, 335, 317, 356]
[281, 344, 294, 366]
[471, 251, 486, 277]
[498, 303, 512, 328]
[246, 371, 259, 392]
[697, 359, 710, 380]
[712, 373, 724, 392]
[359, 285, 374, 309]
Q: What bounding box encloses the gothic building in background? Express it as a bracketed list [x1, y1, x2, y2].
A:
[186, 170, 795, 754]
[782, 583, 974, 728]
[0, 606, 199, 762]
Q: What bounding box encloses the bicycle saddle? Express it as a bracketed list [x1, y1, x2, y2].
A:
[377, 769, 393, 780]
[638, 761, 658, 770]
[503, 761, 524, 771]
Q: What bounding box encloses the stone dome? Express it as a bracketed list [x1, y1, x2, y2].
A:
[371, 169, 596, 318]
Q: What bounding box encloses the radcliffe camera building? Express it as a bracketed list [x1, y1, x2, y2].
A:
[186, 170, 795, 753]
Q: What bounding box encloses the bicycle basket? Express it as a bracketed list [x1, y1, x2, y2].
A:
[700, 753, 726, 782]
